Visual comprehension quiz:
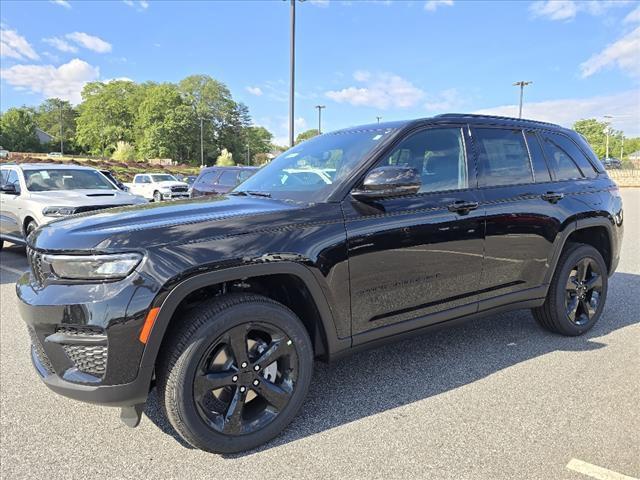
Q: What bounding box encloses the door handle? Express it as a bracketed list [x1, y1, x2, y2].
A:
[541, 192, 564, 203]
[447, 200, 479, 214]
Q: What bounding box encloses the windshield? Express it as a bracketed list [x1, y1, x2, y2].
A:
[151, 174, 178, 182]
[234, 128, 395, 201]
[24, 169, 116, 192]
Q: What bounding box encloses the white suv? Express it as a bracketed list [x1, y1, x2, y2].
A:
[0, 163, 147, 248]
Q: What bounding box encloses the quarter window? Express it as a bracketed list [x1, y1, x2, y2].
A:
[197, 172, 217, 185]
[475, 128, 533, 187]
[218, 171, 239, 186]
[377, 127, 468, 193]
[524, 131, 551, 183]
[541, 132, 595, 179]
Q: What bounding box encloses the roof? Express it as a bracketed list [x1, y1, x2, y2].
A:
[335, 113, 563, 134]
[201, 165, 259, 171]
[6, 163, 97, 171]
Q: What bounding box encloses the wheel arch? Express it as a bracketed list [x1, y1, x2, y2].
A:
[138, 262, 350, 378]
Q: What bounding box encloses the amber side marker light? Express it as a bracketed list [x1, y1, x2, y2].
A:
[139, 307, 160, 344]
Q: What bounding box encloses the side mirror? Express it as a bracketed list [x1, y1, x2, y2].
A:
[0, 183, 18, 195]
[352, 166, 421, 200]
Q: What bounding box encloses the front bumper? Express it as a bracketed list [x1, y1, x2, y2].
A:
[161, 192, 189, 200]
[17, 269, 159, 407]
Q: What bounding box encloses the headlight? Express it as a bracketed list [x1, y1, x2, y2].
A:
[43, 206, 77, 217]
[42, 253, 142, 280]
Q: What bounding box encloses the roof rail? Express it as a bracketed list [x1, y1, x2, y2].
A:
[435, 113, 560, 127]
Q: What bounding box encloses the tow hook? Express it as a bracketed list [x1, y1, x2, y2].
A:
[120, 403, 144, 428]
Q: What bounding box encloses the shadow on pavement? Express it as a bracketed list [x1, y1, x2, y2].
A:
[143, 271, 640, 456]
[0, 244, 27, 285]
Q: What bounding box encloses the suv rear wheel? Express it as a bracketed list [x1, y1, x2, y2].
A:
[533, 243, 608, 336]
[157, 293, 313, 453]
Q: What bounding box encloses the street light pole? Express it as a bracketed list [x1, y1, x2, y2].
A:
[59, 100, 64, 155]
[289, 0, 296, 147]
[376, 116, 382, 124]
[315, 105, 325, 134]
[513, 81, 532, 119]
[200, 117, 204, 168]
[604, 115, 613, 160]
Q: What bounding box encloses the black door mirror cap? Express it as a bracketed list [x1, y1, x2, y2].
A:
[352, 166, 421, 200]
[0, 184, 18, 194]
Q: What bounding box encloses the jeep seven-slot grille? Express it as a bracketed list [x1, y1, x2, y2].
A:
[27, 247, 46, 285]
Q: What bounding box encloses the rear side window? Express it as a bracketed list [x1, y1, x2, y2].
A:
[218, 170, 239, 186]
[540, 133, 585, 180]
[541, 132, 597, 179]
[474, 128, 533, 187]
[524, 131, 551, 183]
[238, 170, 255, 182]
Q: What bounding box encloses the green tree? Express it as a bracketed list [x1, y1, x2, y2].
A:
[216, 148, 234, 166]
[245, 126, 273, 165]
[295, 129, 320, 144]
[573, 118, 622, 159]
[75, 80, 140, 156]
[134, 83, 197, 161]
[34, 98, 78, 154]
[0, 107, 41, 152]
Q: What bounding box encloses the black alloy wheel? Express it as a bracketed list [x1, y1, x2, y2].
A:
[564, 257, 603, 326]
[193, 322, 298, 436]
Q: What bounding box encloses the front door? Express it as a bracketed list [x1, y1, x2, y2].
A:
[343, 126, 484, 340]
[0, 168, 23, 240]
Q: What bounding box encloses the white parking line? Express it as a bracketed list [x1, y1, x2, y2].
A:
[0, 265, 24, 276]
[567, 459, 638, 480]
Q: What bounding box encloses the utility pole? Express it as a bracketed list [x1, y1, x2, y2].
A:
[376, 116, 382, 124]
[513, 81, 532, 118]
[315, 105, 325, 134]
[604, 115, 613, 160]
[59, 100, 64, 155]
[200, 117, 204, 168]
[289, 0, 296, 147]
[621, 135, 624, 160]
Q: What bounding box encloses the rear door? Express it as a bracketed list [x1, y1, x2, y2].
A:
[344, 125, 484, 340]
[471, 127, 562, 306]
[192, 170, 220, 196]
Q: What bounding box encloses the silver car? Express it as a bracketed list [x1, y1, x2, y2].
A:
[0, 163, 147, 249]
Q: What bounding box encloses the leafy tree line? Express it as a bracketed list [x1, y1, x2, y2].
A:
[0, 75, 278, 166]
[573, 118, 640, 164]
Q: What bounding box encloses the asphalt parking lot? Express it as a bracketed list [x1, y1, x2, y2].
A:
[1, 190, 638, 480]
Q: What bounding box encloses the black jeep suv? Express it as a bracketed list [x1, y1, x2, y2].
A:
[18, 114, 623, 453]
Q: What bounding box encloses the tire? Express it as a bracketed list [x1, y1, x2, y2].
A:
[153, 191, 162, 203]
[25, 220, 38, 237]
[157, 293, 314, 453]
[532, 243, 608, 336]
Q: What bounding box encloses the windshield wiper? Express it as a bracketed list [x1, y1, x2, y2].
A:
[231, 190, 271, 198]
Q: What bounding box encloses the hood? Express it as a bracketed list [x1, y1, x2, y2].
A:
[155, 181, 188, 188]
[30, 194, 303, 251]
[29, 189, 146, 206]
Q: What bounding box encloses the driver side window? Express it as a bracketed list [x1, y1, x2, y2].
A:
[2, 170, 21, 193]
[376, 128, 468, 193]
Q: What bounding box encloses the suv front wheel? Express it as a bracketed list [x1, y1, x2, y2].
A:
[157, 293, 313, 453]
[533, 243, 608, 336]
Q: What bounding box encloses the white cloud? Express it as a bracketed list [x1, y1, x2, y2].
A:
[0, 25, 39, 61]
[353, 70, 371, 82]
[43, 36, 78, 53]
[530, 0, 630, 21]
[326, 72, 424, 109]
[104, 77, 134, 83]
[623, 5, 640, 24]
[246, 86, 263, 96]
[474, 91, 640, 136]
[65, 32, 112, 53]
[580, 26, 640, 78]
[424, 0, 453, 12]
[123, 0, 149, 11]
[309, 0, 330, 6]
[50, 0, 71, 8]
[424, 88, 465, 111]
[0, 58, 100, 104]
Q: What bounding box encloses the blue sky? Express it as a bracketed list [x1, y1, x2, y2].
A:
[1, 0, 639, 143]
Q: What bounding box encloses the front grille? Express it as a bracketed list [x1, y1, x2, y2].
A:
[27, 326, 54, 375]
[57, 326, 107, 378]
[27, 247, 47, 285]
[171, 186, 188, 193]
